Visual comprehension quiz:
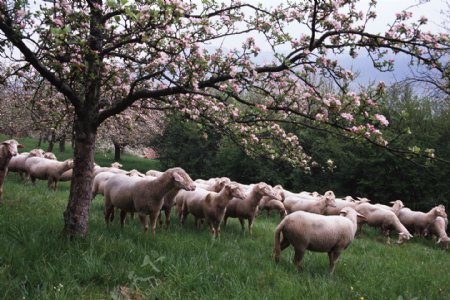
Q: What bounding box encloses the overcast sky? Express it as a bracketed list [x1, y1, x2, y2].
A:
[214, 0, 448, 85]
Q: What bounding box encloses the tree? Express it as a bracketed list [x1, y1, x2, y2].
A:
[1, 0, 448, 237]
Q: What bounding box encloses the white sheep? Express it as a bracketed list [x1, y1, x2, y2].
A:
[27, 158, 74, 190]
[224, 182, 281, 234]
[8, 148, 45, 179]
[355, 202, 413, 244]
[103, 167, 196, 236]
[0, 139, 24, 203]
[179, 182, 246, 238]
[258, 185, 287, 218]
[398, 205, 447, 237]
[274, 207, 363, 273]
[287, 191, 337, 215]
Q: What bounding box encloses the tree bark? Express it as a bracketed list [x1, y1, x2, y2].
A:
[63, 118, 97, 237]
[59, 134, 66, 152]
[113, 141, 121, 161]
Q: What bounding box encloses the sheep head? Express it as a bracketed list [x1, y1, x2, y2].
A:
[397, 232, 413, 245]
[273, 185, 286, 202]
[29, 149, 45, 157]
[323, 191, 337, 207]
[225, 183, 246, 200]
[1, 139, 24, 157]
[172, 168, 196, 191]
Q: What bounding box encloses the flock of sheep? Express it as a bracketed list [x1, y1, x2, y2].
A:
[1, 139, 449, 273]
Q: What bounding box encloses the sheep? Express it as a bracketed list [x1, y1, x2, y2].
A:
[427, 216, 449, 250]
[398, 205, 447, 237]
[44, 152, 57, 160]
[103, 167, 196, 236]
[27, 158, 74, 190]
[180, 182, 246, 238]
[111, 162, 123, 169]
[0, 139, 24, 204]
[258, 185, 287, 218]
[355, 202, 413, 244]
[175, 177, 230, 221]
[287, 191, 337, 215]
[374, 200, 404, 215]
[274, 207, 363, 273]
[224, 182, 281, 234]
[8, 149, 45, 179]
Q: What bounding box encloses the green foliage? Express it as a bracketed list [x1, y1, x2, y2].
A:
[0, 174, 449, 299]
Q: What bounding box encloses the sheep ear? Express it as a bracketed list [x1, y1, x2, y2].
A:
[173, 172, 184, 183]
[357, 213, 366, 220]
[389, 201, 395, 204]
[17, 143, 24, 148]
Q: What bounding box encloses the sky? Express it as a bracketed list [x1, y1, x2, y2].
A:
[214, 0, 448, 85]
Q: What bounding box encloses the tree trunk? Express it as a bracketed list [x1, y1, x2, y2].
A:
[47, 130, 56, 152]
[113, 141, 121, 161]
[59, 134, 66, 152]
[63, 119, 97, 237]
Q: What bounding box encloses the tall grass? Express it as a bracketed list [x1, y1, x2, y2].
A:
[0, 135, 449, 299]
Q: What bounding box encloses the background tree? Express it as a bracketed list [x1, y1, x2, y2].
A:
[1, 0, 448, 237]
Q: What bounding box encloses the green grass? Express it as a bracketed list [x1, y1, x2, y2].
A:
[1, 173, 449, 300]
[1, 135, 449, 299]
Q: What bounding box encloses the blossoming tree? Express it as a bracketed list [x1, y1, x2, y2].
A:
[0, 0, 448, 237]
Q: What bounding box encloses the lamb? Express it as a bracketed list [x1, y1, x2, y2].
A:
[398, 205, 447, 236]
[8, 148, 45, 179]
[103, 167, 196, 236]
[27, 158, 74, 190]
[180, 182, 246, 238]
[427, 216, 449, 250]
[274, 207, 363, 273]
[258, 185, 287, 218]
[0, 139, 24, 204]
[287, 191, 337, 215]
[224, 182, 281, 234]
[355, 202, 413, 244]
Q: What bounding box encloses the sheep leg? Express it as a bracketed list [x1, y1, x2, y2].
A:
[0, 186, 3, 205]
[328, 250, 342, 274]
[30, 176, 36, 185]
[164, 206, 172, 228]
[223, 216, 228, 227]
[238, 218, 245, 231]
[120, 210, 127, 228]
[293, 248, 305, 270]
[149, 211, 159, 237]
[158, 210, 163, 226]
[248, 217, 254, 235]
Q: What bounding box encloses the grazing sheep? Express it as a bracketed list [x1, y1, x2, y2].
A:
[287, 191, 337, 215]
[93, 163, 127, 176]
[274, 207, 363, 273]
[224, 182, 281, 234]
[28, 158, 74, 190]
[355, 203, 413, 244]
[398, 205, 448, 237]
[374, 200, 404, 215]
[103, 167, 196, 236]
[180, 182, 246, 238]
[258, 185, 287, 218]
[427, 216, 449, 250]
[8, 149, 45, 179]
[0, 139, 24, 203]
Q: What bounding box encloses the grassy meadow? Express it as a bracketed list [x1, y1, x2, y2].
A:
[0, 136, 449, 299]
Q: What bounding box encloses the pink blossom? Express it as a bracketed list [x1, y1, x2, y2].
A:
[375, 114, 389, 127]
[340, 112, 354, 122]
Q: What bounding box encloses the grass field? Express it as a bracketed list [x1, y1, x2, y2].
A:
[0, 136, 449, 299]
